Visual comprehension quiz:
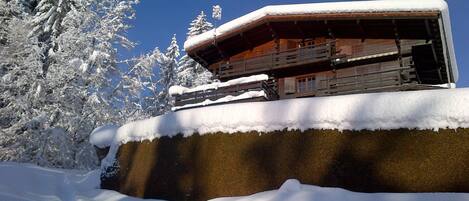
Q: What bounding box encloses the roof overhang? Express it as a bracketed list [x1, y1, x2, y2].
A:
[185, 0, 458, 83]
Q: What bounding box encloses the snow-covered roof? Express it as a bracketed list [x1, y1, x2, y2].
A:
[184, 0, 458, 82]
[102, 88, 469, 168]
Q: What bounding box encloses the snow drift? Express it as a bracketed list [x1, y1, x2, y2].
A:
[211, 179, 469, 201]
[0, 162, 162, 201]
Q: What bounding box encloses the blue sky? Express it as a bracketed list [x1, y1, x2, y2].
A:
[122, 0, 468, 87]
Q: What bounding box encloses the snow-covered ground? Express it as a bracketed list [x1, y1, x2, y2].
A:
[0, 162, 162, 201]
[211, 179, 469, 201]
[3, 163, 469, 201]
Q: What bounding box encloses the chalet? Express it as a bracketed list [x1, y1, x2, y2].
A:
[173, 0, 457, 109]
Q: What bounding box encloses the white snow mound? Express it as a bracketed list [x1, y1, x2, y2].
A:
[90, 124, 119, 148]
[210, 179, 469, 201]
[0, 162, 163, 201]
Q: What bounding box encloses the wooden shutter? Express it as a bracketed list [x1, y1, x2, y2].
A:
[284, 77, 296, 94]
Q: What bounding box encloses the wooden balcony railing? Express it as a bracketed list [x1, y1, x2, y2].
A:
[173, 79, 279, 109]
[316, 66, 417, 96]
[218, 41, 335, 79]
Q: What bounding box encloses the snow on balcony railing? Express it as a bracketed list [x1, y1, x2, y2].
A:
[169, 74, 269, 96]
[171, 90, 266, 111]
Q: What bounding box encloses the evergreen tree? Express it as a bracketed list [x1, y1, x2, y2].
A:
[187, 11, 213, 38]
[158, 35, 180, 113]
[177, 11, 215, 88]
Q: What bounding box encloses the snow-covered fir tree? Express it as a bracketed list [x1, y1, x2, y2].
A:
[177, 11, 215, 88]
[158, 35, 180, 113]
[0, 0, 151, 169]
[187, 11, 213, 38]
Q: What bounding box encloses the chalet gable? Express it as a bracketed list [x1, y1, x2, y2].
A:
[184, 0, 457, 83]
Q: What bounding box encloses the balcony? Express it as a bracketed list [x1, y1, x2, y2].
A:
[173, 79, 278, 111]
[216, 40, 429, 80]
[217, 41, 336, 79]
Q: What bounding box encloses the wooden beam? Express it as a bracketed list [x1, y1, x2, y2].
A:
[325, 20, 335, 39]
[240, 32, 253, 50]
[356, 19, 366, 42]
[266, 22, 278, 40]
[213, 42, 228, 60]
[294, 21, 306, 38]
[193, 52, 209, 67]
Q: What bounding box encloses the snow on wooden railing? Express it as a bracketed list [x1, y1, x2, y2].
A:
[169, 74, 269, 96]
[169, 74, 278, 111]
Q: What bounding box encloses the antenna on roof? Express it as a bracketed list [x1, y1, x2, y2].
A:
[212, 5, 222, 21]
[212, 5, 222, 45]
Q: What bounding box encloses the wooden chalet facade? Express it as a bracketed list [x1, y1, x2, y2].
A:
[175, 0, 458, 109]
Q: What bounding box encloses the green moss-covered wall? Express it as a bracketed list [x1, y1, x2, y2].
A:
[101, 129, 469, 201]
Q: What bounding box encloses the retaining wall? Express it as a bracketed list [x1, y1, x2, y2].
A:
[101, 129, 469, 201]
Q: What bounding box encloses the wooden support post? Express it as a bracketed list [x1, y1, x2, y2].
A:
[392, 19, 403, 67]
[424, 19, 433, 43]
[267, 22, 280, 52]
[213, 42, 227, 60]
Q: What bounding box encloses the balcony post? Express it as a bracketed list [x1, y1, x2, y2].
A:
[244, 60, 247, 72]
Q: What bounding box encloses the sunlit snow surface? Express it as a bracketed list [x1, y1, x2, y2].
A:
[101, 88, 469, 168]
[89, 124, 119, 149]
[2, 164, 468, 201]
[211, 179, 469, 201]
[0, 162, 163, 201]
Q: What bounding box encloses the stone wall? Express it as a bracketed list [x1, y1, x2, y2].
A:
[101, 129, 469, 201]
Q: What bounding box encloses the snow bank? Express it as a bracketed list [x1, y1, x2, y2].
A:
[184, 0, 458, 82]
[89, 124, 119, 148]
[211, 179, 469, 201]
[172, 90, 266, 111]
[3, 162, 469, 201]
[169, 74, 268, 96]
[102, 88, 469, 168]
[0, 162, 163, 201]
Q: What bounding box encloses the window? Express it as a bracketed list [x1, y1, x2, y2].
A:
[297, 76, 316, 93]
